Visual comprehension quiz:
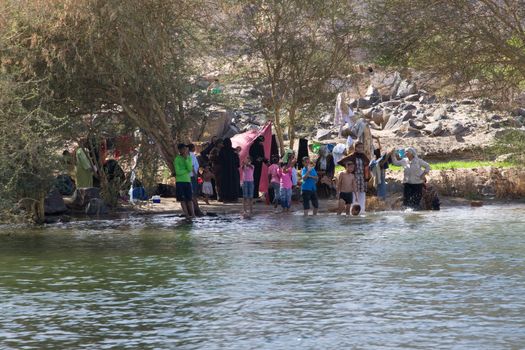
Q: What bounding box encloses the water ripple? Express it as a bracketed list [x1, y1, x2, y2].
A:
[0, 205, 524, 349]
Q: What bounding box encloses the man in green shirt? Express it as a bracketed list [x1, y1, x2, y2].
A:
[174, 143, 195, 218]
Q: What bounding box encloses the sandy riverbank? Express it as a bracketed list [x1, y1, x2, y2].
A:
[115, 195, 492, 218]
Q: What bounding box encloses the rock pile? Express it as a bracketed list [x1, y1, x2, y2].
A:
[313, 78, 524, 144]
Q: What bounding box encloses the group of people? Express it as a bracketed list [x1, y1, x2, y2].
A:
[172, 128, 437, 219]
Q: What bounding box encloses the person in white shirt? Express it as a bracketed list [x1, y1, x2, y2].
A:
[334, 92, 355, 137]
[391, 147, 431, 209]
[188, 144, 203, 215]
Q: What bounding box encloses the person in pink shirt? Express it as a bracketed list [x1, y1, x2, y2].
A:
[267, 156, 281, 212]
[242, 156, 255, 215]
[278, 163, 293, 212]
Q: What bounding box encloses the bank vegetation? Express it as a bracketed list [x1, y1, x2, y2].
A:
[0, 0, 524, 222]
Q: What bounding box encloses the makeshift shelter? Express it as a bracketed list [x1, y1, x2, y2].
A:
[231, 122, 272, 194]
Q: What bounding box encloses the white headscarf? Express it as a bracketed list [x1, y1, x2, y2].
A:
[406, 147, 418, 158]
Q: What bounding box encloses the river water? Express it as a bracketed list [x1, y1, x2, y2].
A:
[0, 205, 524, 349]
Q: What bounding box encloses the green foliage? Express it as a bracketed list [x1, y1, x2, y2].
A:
[365, 0, 525, 100]
[490, 129, 525, 163]
[335, 160, 514, 174]
[0, 73, 67, 219]
[223, 0, 361, 150]
[0, 0, 209, 220]
[1, 0, 207, 172]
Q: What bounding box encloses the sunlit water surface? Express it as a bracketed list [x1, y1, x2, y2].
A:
[1, 205, 524, 349]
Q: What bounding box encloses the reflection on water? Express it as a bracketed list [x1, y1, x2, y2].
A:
[1, 206, 525, 349]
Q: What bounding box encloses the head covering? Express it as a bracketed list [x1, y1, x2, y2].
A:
[223, 138, 232, 150]
[282, 148, 294, 163]
[406, 147, 417, 157]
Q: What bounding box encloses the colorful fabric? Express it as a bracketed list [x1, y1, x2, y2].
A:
[268, 164, 280, 183]
[279, 167, 293, 189]
[354, 158, 366, 193]
[301, 167, 317, 192]
[231, 122, 272, 193]
[242, 165, 255, 182]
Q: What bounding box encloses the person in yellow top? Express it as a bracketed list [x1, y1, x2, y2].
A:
[76, 145, 94, 188]
[174, 143, 195, 218]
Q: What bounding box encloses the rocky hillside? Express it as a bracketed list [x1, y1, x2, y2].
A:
[304, 77, 525, 160]
[195, 72, 525, 161]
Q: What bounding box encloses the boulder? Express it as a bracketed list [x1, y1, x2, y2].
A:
[383, 100, 402, 108]
[395, 80, 417, 99]
[195, 77, 211, 89]
[356, 97, 373, 109]
[395, 122, 422, 138]
[513, 107, 525, 117]
[409, 119, 426, 130]
[432, 107, 447, 121]
[419, 95, 437, 104]
[316, 129, 332, 141]
[370, 109, 385, 127]
[67, 187, 101, 210]
[460, 99, 476, 105]
[481, 99, 493, 110]
[193, 110, 233, 140]
[384, 111, 413, 130]
[449, 121, 466, 135]
[54, 175, 76, 196]
[44, 188, 68, 215]
[365, 85, 381, 104]
[320, 113, 333, 125]
[361, 108, 374, 118]
[85, 198, 109, 216]
[427, 122, 444, 136]
[366, 85, 380, 98]
[402, 104, 417, 111]
[404, 94, 420, 102]
[384, 114, 402, 130]
[389, 71, 403, 98]
[222, 124, 241, 139]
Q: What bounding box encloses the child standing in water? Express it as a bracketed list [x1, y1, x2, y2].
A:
[345, 141, 370, 214]
[336, 161, 357, 215]
[278, 162, 294, 212]
[241, 156, 255, 215]
[267, 156, 281, 212]
[201, 165, 214, 205]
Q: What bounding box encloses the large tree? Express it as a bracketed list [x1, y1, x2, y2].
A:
[1, 0, 206, 171]
[366, 0, 525, 101]
[224, 0, 360, 152]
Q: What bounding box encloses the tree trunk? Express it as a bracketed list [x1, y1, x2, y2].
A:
[287, 106, 297, 151]
[273, 105, 285, 155]
[34, 194, 45, 224]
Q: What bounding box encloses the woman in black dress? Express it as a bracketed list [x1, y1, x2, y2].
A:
[218, 138, 240, 202]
